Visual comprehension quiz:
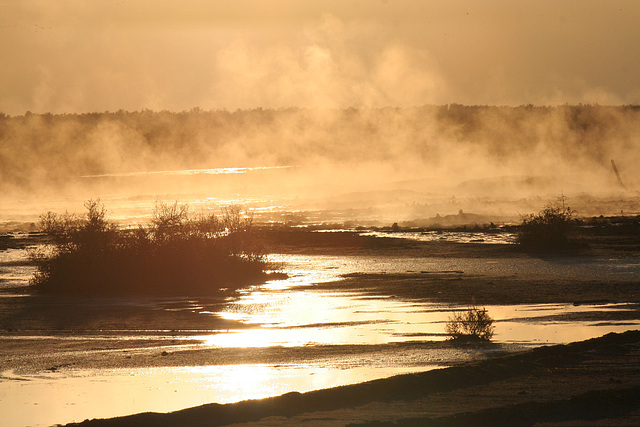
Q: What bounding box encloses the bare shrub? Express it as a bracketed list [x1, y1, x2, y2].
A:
[445, 305, 495, 341]
[517, 198, 577, 251]
[151, 201, 189, 238]
[222, 204, 253, 233]
[31, 200, 268, 295]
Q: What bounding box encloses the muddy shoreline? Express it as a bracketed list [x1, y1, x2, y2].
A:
[67, 330, 640, 426]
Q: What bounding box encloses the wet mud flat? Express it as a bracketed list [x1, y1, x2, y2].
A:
[2, 230, 640, 367]
[1, 226, 639, 425]
[257, 226, 640, 305]
[66, 330, 640, 426]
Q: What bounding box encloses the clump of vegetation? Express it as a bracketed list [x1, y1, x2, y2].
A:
[445, 305, 495, 341]
[517, 198, 577, 251]
[31, 200, 270, 295]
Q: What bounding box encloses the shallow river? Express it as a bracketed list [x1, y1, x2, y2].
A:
[1, 237, 640, 426]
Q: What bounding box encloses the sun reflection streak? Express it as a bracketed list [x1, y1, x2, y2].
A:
[0, 363, 437, 427]
[205, 286, 640, 349]
[200, 328, 315, 347]
[207, 289, 448, 347]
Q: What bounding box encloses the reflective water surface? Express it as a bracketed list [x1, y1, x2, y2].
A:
[363, 230, 517, 244]
[1, 364, 437, 427]
[1, 244, 639, 426]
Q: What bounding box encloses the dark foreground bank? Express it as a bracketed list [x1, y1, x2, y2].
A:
[66, 330, 640, 427]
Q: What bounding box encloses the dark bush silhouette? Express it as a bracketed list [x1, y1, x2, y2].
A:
[31, 200, 269, 295]
[517, 201, 577, 251]
[445, 305, 495, 341]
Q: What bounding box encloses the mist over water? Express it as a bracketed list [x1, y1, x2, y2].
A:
[2, 4, 639, 426]
[1, 105, 639, 226]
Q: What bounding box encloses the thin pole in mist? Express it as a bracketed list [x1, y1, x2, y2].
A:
[610, 159, 625, 189]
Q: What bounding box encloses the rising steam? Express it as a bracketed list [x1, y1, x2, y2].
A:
[1, 6, 639, 225]
[1, 105, 639, 226]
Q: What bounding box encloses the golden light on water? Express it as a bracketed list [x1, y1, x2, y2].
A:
[212, 290, 391, 347]
[1, 364, 437, 427]
[1, 2, 639, 426]
[2, 248, 640, 427]
[80, 166, 296, 178]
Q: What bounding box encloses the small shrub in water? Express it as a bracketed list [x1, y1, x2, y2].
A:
[445, 305, 495, 341]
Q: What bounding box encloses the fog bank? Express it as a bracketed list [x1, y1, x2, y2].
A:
[1, 105, 638, 225]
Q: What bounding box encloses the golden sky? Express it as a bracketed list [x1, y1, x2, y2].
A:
[1, 0, 639, 114]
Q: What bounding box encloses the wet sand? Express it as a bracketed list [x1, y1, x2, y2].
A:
[66, 330, 640, 426]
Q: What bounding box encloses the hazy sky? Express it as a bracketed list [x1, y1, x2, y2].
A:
[2, 0, 639, 114]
